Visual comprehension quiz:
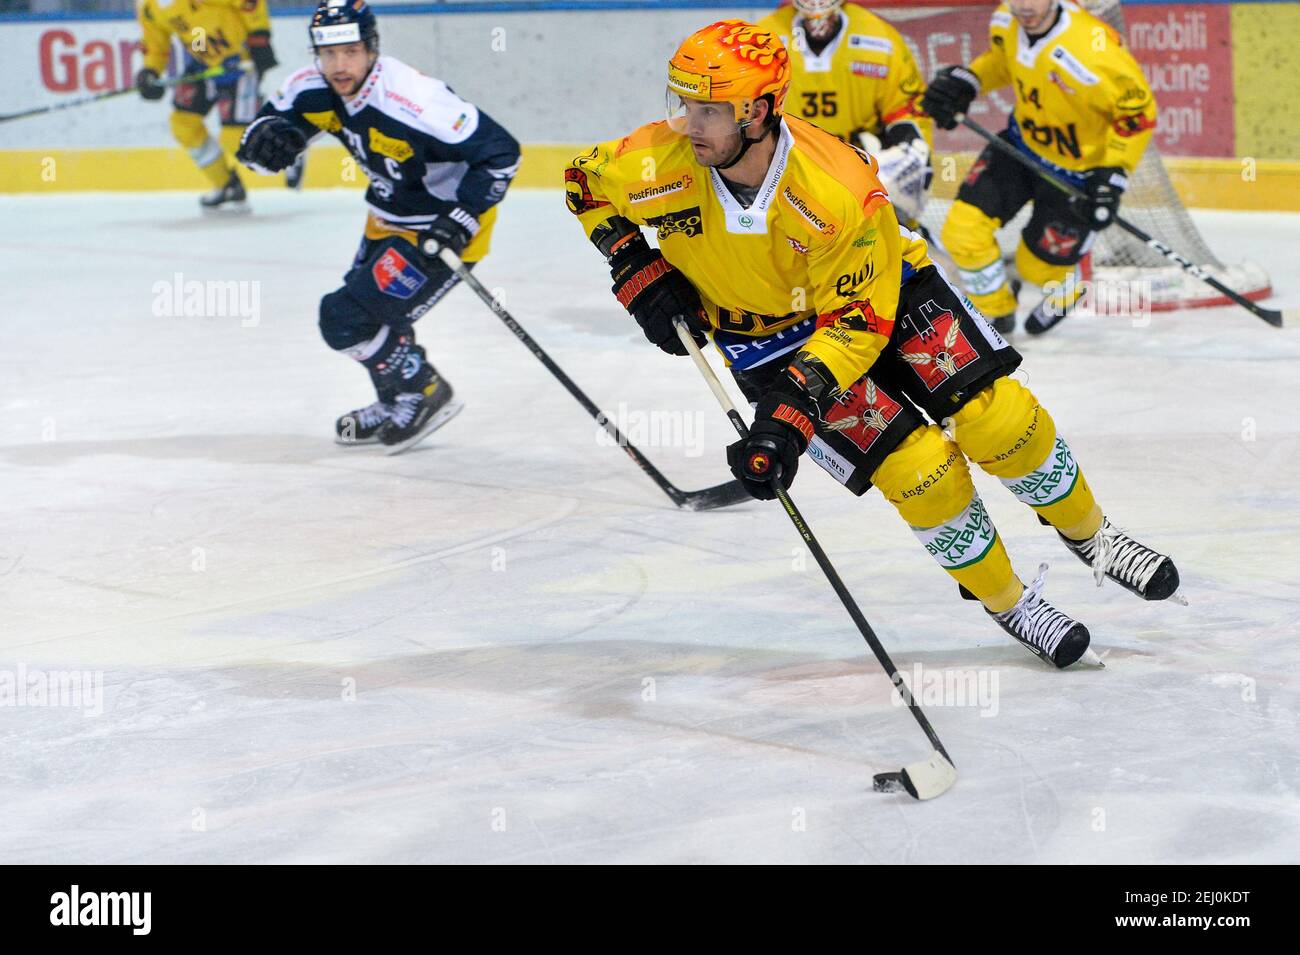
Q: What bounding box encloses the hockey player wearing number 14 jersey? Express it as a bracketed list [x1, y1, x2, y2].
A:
[923, 0, 1157, 333]
[236, 0, 520, 452]
[568, 20, 1179, 667]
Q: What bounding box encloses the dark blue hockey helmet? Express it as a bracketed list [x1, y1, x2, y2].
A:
[309, 0, 379, 53]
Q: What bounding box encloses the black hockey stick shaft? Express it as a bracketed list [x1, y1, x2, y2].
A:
[674, 321, 953, 765]
[957, 114, 1286, 328]
[0, 64, 240, 123]
[437, 248, 748, 510]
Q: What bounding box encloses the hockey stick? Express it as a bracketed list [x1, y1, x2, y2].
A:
[436, 247, 749, 511]
[957, 114, 1297, 329]
[673, 319, 957, 800]
[0, 63, 247, 124]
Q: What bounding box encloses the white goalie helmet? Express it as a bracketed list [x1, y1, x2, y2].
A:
[793, 0, 846, 20]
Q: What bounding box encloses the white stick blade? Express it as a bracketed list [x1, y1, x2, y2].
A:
[901, 751, 958, 800]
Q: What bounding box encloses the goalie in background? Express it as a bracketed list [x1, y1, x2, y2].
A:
[922, 0, 1157, 334]
[135, 0, 305, 211]
[756, 0, 933, 226]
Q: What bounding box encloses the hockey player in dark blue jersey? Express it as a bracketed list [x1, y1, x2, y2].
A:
[236, 0, 521, 453]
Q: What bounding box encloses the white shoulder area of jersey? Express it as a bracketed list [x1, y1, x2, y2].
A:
[372, 55, 480, 144]
[990, 7, 1013, 29]
[271, 65, 327, 110]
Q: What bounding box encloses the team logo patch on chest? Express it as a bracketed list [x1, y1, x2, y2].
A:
[369, 127, 414, 163]
[899, 307, 979, 392]
[821, 377, 903, 453]
[372, 248, 428, 300]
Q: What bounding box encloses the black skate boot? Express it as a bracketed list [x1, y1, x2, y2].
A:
[380, 374, 463, 455]
[976, 564, 1097, 668]
[1059, 517, 1180, 600]
[1025, 280, 1085, 335]
[200, 170, 249, 213]
[285, 153, 306, 191]
[335, 400, 392, 446]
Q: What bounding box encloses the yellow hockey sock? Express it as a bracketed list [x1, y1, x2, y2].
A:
[219, 125, 246, 163]
[941, 200, 1017, 318]
[950, 377, 1103, 541]
[171, 111, 230, 188]
[872, 424, 1022, 612]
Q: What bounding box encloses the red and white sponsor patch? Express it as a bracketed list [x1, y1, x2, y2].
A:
[898, 310, 979, 392]
[1041, 224, 1081, 259]
[851, 61, 889, 79]
[820, 377, 903, 453]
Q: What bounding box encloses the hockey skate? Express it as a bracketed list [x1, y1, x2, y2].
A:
[335, 400, 391, 446]
[200, 171, 249, 214]
[964, 564, 1096, 668]
[1025, 280, 1086, 335]
[380, 375, 463, 455]
[285, 153, 306, 191]
[1058, 517, 1180, 600]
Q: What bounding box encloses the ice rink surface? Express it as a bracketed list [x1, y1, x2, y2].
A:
[1, 188, 1298, 863]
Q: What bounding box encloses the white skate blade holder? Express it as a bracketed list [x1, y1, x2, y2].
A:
[873, 750, 958, 800]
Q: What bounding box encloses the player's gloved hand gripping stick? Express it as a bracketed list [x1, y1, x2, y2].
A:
[673, 319, 958, 800]
[432, 247, 749, 510]
[957, 114, 1296, 330]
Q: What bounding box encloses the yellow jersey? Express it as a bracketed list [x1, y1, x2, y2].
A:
[565, 115, 934, 392]
[137, 0, 271, 75]
[968, 0, 1156, 172]
[756, 3, 931, 149]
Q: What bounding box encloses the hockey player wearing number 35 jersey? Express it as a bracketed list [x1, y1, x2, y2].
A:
[236, 0, 521, 453]
[568, 20, 1179, 667]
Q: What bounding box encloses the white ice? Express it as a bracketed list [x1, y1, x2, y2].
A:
[1, 189, 1298, 863]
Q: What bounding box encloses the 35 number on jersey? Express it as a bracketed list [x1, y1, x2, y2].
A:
[801, 91, 838, 119]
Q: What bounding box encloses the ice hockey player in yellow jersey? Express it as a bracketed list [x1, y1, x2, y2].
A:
[923, 0, 1157, 333]
[135, 0, 298, 210]
[756, 0, 933, 223]
[566, 19, 1179, 667]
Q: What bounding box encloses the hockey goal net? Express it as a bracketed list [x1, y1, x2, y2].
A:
[859, 0, 1273, 310]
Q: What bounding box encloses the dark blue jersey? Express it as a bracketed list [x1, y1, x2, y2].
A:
[254, 55, 520, 224]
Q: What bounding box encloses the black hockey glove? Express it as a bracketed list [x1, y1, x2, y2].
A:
[1069, 166, 1127, 230]
[610, 235, 707, 356]
[236, 115, 307, 173]
[727, 373, 817, 501]
[921, 66, 979, 131]
[135, 68, 165, 101]
[419, 207, 480, 258]
[246, 31, 278, 79]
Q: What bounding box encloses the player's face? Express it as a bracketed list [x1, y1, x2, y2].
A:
[668, 96, 744, 166]
[1009, 0, 1058, 33]
[799, 7, 841, 41]
[317, 42, 375, 96]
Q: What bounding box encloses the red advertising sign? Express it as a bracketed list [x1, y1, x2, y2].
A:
[1124, 4, 1233, 156]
